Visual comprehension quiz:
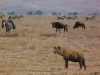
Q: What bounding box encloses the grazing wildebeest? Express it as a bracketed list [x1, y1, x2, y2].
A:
[8, 15, 24, 20]
[2, 19, 16, 33]
[57, 16, 64, 20]
[8, 16, 17, 20]
[8, 16, 12, 19]
[53, 46, 86, 70]
[86, 16, 95, 20]
[73, 21, 85, 29]
[51, 22, 68, 33]
[67, 16, 75, 20]
[63, 15, 66, 18]
[16, 15, 24, 19]
[0, 14, 5, 18]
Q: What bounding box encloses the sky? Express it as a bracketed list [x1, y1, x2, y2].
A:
[0, 0, 100, 15]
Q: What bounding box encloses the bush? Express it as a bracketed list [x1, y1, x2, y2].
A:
[34, 10, 43, 15]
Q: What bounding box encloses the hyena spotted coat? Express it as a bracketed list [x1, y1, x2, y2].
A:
[53, 46, 86, 70]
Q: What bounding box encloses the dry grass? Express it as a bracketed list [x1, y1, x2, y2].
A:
[40, 33, 59, 37]
[0, 31, 26, 37]
[0, 15, 100, 75]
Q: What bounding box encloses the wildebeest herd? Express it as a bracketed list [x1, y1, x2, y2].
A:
[1, 14, 96, 33]
[51, 15, 96, 33]
[57, 16, 78, 20]
[51, 21, 85, 33]
[0, 14, 85, 33]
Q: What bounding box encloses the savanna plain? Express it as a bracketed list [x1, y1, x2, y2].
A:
[0, 15, 100, 75]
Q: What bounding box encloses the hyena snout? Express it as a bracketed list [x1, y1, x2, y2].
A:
[53, 50, 57, 53]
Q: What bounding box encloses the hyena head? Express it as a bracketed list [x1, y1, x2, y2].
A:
[53, 46, 64, 56]
[53, 46, 60, 53]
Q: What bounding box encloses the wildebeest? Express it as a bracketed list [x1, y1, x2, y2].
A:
[86, 16, 95, 20]
[16, 15, 24, 19]
[53, 46, 86, 70]
[2, 19, 16, 33]
[8, 15, 24, 20]
[73, 21, 85, 29]
[8, 16, 17, 20]
[67, 16, 75, 20]
[57, 16, 64, 20]
[51, 22, 68, 33]
[0, 14, 5, 18]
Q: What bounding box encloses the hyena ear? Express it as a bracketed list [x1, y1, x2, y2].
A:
[58, 46, 60, 49]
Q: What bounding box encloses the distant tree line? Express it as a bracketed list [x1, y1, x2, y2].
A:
[4, 11, 100, 16]
[52, 12, 78, 16]
[89, 13, 99, 16]
[68, 12, 78, 15]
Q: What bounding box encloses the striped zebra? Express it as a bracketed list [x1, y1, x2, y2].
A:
[2, 19, 16, 33]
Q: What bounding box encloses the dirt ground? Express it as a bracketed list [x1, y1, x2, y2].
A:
[0, 15, 100, 75]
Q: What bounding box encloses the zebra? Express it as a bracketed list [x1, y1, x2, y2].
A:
[2, 19, 16, 33]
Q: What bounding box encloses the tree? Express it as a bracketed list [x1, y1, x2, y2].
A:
[27, 11, 33, 15]
[73, 12, 78, 15]
[8, 12, 15, 15]
[34, 10, 43, 15]
[52, 12, 57, 15]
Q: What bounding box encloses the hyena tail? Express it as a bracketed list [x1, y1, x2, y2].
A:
[82, 58, 86, 70]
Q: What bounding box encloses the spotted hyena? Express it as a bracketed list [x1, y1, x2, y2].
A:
[53, 46, 86, 70]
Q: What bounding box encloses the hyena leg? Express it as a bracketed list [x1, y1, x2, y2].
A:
[82, 59, 86, 70]
[64, 58, 68, 69]
[65, 60, 68, 69]
[79, 61, 83, 70]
